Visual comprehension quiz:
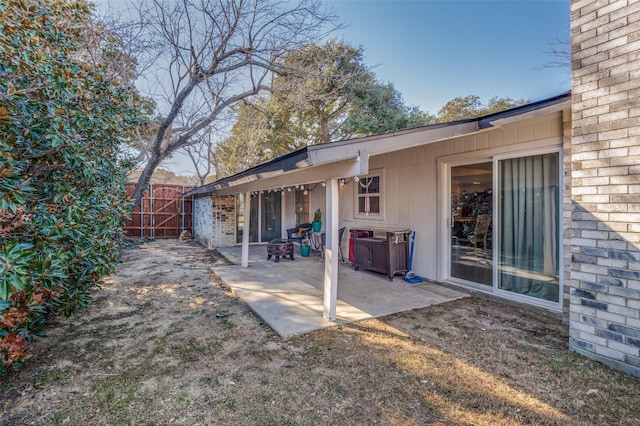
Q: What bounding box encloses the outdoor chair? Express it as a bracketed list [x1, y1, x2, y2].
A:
[470, 214, 492, 249]
[320, 227, 346, 262]
[286, 223, 312, 245]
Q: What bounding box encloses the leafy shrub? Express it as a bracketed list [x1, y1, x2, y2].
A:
[0, 0, 140, 372]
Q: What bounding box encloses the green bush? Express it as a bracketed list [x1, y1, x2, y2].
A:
[0, 0, 140, 372]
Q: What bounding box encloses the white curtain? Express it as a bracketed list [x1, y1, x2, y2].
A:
[498, 153, 559, 302]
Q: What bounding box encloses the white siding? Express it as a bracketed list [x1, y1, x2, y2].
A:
[340, 112, 565, 281]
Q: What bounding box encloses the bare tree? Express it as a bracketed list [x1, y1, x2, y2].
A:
[544, 36, 571, 69]
[80, 8, 163, 163]
[121, 0, 336, 205]
[184, 129, 217, 186]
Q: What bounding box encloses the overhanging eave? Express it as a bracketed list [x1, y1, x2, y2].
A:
[307, 121, 479, 166]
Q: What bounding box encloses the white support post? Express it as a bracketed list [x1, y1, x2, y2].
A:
[281, 189, 287, 239]
[241, 191, 251, 268]
[323, 178, 339, 320]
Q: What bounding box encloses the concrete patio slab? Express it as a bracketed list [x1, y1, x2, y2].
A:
[214, 244, 468, 339]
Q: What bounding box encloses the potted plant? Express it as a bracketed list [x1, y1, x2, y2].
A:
[300, 239, 311, 257]
[312, 209, 322, 232]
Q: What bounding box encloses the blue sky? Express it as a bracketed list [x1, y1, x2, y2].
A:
[326, 0, 571, 114]
[96, 0, 571, 174]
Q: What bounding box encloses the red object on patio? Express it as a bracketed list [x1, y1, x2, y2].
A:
[348, 230, 371, 263]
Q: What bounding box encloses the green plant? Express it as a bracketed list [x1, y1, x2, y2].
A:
[0, 0, 142, 372]
[313, 209, 322, 223]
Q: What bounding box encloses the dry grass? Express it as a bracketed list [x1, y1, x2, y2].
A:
[1, 240, 638, 425]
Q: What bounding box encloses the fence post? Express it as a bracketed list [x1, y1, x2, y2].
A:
[149, 184, 154, 239]
[139, 186, 144, 239]
[181, 185, 185, 232]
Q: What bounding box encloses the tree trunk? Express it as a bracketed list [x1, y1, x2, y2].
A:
[131, 151, 164, 207]
[319, 111, 330, 143]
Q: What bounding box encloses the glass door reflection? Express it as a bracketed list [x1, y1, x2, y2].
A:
[450, 162, 493, 286]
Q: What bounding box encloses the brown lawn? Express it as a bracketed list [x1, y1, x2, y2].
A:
[1, 239, 639, 425]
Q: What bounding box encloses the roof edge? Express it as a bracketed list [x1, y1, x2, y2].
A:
[185, 147, 309, 197]
[185, 91, 571, 197]
[478, 91, 571, 129]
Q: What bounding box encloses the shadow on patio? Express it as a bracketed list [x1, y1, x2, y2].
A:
[214, 244, 468, 338]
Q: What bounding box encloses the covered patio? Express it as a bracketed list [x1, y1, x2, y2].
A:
[188, 120, 482, 322]
[214, 245, 467, 338]
[187, 96, 570, 329]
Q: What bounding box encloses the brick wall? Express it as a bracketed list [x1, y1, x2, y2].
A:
[193, 196, 214, 248]
[563, 109, 573, 320]
[570, 0, 640, 377]
[192, 195, 237, 248]
[212, 195, 236, 247]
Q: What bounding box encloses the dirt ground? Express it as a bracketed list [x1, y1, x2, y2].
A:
[1, 239, 639, 425]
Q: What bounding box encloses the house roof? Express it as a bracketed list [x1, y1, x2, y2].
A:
[186, 91, 570, 197]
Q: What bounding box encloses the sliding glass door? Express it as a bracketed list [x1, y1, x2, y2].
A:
[236, 194, 258, 243]
[447, 151, 561, 307]
[236, 192, 282, 244]
[261, 191, 281, 242]
[497, 153, 560, 303]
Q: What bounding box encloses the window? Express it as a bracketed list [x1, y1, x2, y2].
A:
[355, 172, 382, 218]
[295, 187, 309, 225]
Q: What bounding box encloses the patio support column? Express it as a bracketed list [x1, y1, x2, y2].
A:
[323, 178, 339, 320]
[281, 189, 287, 239]
[241, 191, 251, 268]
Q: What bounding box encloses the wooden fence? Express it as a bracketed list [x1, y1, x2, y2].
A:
[123, 184, 193, 239]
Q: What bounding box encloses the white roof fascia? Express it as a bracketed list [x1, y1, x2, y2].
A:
[214, 157, 367, 196]
[188, 94, 570, 199]
[192, 157, 311, 195]
[307, 121, 479, 166]
[485, 100, 570, 127]
[196, 122, 478, 197]
[221, 158, 311, 188]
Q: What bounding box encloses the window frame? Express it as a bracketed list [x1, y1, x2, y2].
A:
[294, 186, 310, 225]
[354, 169, 384, 220]
[439, 144, 564, 312]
